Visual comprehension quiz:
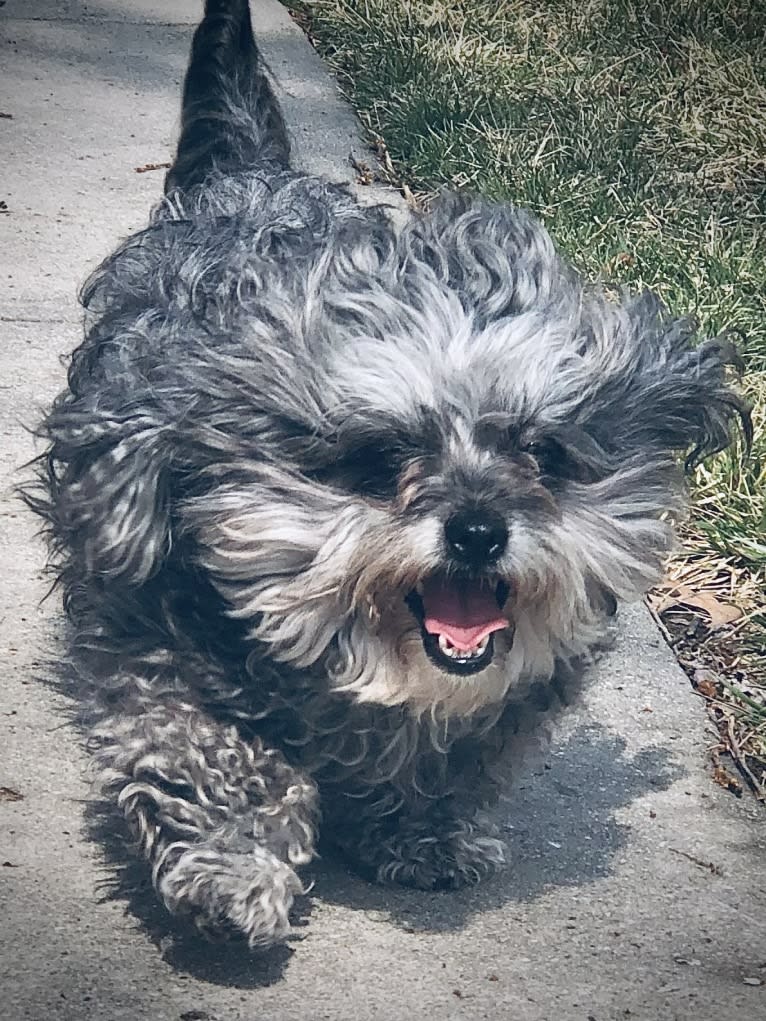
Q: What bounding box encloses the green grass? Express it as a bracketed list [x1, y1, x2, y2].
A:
[287, 0, 766, 785]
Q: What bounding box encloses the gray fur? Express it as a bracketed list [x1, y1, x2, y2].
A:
[25, 0, 748, 949]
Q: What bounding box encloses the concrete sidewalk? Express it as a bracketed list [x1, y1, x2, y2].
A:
[1, 2, 764, 1019]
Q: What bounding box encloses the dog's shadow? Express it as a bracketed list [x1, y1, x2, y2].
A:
[86, 721, 679, 985]
[309, 723, 680, 932]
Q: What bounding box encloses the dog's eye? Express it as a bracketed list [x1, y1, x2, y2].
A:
[334, 444, 403, 500]
[523, 438, 582, 482]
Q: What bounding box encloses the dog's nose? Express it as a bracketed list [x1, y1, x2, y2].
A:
[445, 510, 508, 566]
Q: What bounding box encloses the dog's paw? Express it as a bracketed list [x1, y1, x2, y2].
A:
[157, 844, 303, 948]
[375, 821, 506, 891]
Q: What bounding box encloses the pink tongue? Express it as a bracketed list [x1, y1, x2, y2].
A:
[421, 577, 508, 652]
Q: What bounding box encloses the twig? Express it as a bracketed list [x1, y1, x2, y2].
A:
[645, 597, 674, 646]
[726, 715, 766, 801]
[134, 161, 171, 174]
[669, 847, 724, 876]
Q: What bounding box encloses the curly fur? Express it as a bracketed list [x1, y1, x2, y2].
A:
[25, 0, 749, 949]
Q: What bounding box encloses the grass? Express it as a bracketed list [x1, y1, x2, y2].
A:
[286, 0, 766, 793]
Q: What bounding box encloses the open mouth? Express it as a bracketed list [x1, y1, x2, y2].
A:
[406, 575, 512, 677]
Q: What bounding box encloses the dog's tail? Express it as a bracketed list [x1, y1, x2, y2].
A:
[165, 0, 290, 194]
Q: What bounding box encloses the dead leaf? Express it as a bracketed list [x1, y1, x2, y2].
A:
[134, 162, 171, 174]
[713, 765, 743, 797]
[0, 786, 23, 802]
[693, 669, 719, 699]
[350, 155, 374, 185]
[650, 584, 742, 629]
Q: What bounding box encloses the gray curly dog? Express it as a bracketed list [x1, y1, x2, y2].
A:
[27, 0, 748, 949]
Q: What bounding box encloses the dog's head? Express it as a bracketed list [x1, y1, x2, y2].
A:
[54, 194, 747, 717]
[175, 196, 746, 715]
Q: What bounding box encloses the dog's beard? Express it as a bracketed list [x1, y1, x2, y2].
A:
[184, 457, 677, 717]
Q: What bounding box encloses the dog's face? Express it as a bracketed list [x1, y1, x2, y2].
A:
[176, 198, 744, 716]
[62, 195, 744, 717]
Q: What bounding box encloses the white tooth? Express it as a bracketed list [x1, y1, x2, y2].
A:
[438, 635, 457, 657]
[437, 637, 485, 660]
[436, 633, 492, 662]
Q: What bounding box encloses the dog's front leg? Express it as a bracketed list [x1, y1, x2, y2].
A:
[327, 790, 506, 891]
[92, 699, 319, 948]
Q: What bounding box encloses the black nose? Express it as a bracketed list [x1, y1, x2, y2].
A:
[445, 509, 508, 566]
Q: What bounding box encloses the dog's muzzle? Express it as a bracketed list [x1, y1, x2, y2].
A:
[406, 575, 513, 676]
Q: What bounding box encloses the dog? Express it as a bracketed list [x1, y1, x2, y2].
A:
[27, 0, 748, 949]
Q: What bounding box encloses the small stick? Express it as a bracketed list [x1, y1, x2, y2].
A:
[726, 715, 766, 801]
[669, 847, 724, 876]
[645, 598, 674, 645]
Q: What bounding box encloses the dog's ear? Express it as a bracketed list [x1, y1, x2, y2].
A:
[585, 294, 751, 469]
[42, 405, 172, 587]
